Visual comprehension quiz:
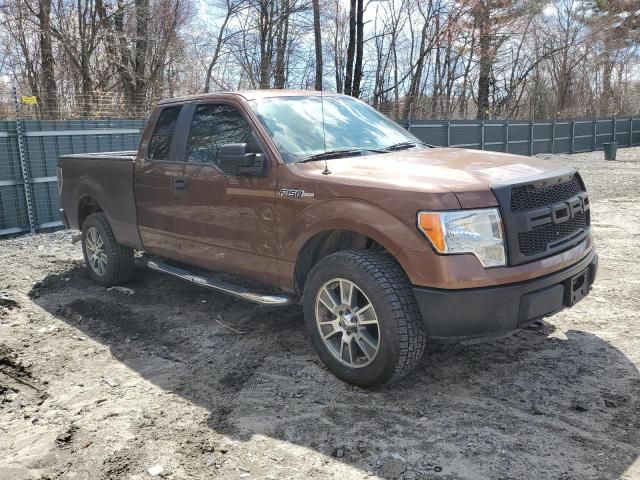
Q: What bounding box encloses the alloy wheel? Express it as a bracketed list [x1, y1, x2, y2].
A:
[315, 278, 381, 368]
[85, 226, 107, 276]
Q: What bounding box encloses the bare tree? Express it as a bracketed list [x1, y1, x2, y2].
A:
[312, 0, 322, 90]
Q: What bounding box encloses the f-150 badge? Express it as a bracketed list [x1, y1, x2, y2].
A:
[279, 188, 315, 198]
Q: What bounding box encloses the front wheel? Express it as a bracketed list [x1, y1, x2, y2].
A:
[303, 250, 426, 387]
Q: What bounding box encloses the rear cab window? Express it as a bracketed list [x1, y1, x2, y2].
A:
[147, 106, 181, 161]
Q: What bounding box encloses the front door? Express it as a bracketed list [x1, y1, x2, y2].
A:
[168, 101, 279, 286]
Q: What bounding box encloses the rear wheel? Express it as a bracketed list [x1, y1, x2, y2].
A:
[81, 213, 134, 287]
[303, 250, 426, 387]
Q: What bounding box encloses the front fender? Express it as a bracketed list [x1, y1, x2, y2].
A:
[277, 198, 429, 284]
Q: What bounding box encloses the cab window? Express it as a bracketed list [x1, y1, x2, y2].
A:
[147, 106, 181, 161]
[185, 104, 252, 166]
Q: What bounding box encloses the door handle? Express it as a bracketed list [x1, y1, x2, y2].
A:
[174, 178, 187, 190]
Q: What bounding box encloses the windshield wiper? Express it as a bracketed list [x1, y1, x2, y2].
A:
[297, 148, 384, 163]
[385, 141, 418, 151]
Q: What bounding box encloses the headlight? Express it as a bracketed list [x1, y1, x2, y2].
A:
[417, 208, 506, 267]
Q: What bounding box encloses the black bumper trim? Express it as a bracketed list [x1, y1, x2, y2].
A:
[413, 250, 598, 343]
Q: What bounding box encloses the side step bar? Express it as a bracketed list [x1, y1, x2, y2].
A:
[147, 258, 298, 306]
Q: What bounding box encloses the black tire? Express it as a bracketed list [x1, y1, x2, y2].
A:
[81, 213, 134, 287]
[303, 249, 426, 387]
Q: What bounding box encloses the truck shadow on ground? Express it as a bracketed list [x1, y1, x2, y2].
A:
[31, 260, 640, 479]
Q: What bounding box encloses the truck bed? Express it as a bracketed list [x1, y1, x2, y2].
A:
[58, 151, 142, 249]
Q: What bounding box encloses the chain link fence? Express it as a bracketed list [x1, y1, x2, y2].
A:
[0, 91, 157, 121]
[1, 89, 639, 237]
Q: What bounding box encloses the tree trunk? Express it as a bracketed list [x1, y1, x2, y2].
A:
[333, 0, 343, 93]
[600, 51, 613, 116]
[133, 0, 149, 110]
[430, 14, 440, 118]
[274, 0, 289, 89]
[204, 6, 232, 93]
[351, 0, 364, 97]
[344, 0, 356, 95]
[476, 0, 491, 120]
[38, 0, 58, 118]
[258, 0, 274, 88]
[403, 21, 428, 119]
[312, 0, 323, 90]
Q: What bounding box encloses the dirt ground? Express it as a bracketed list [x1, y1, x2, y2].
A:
[1, 148, 639, 480]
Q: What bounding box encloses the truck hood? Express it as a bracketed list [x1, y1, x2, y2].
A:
[308, 147, 573, 208]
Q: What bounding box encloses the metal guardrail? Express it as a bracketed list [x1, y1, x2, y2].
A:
[0, 114, 638, 237]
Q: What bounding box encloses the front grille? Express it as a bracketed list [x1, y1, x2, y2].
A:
[510, 175, 583, 212]
[518, 212, 588, 256]
[492, 172, 590, 265]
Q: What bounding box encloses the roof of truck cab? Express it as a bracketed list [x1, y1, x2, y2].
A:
[157, 89, 344, 105]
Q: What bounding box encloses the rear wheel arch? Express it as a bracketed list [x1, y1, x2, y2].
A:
[77, 195, 104, 230]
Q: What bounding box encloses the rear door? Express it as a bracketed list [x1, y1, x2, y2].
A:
[134, 104, 187, 255]
[166, 101, 279, 286]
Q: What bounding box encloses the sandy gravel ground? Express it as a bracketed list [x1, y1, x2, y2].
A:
[1, 147, 639, 480]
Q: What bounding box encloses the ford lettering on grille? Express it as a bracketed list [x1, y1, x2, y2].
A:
[524, 192, 590, 231]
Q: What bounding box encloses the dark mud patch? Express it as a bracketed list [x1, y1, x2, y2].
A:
[100, 448, 137, 480]
[55, 297, 165, 341]
[55, 424, 78, 449]
[0, 343, 34, 380]
[0, 343, 45, 405]
[0, 293, 20, 318]
[218, 359, 263, 392]
[28, 261, 86, 298]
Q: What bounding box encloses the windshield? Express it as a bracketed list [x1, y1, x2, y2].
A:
[248, 95, 422, 163]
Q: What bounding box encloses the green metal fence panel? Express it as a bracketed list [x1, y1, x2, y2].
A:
[553, 121, 571, 153]
[404, 117, 639, 155]
[408, 121, 448, 146]
[449, 121, 482, 149]
[483, 121, 507, 152]
[0, 122, 32, 235]
[0, 122, 21, 183]
[0, 184, 30, 235]
[632, 118, 640, 146]
[0, 119, 144, 237]
[615, 118, 631, 147]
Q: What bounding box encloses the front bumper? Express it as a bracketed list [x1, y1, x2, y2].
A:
[413, 250, 598, 343]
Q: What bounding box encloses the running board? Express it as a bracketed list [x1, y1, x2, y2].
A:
[146, 258, 297, 306]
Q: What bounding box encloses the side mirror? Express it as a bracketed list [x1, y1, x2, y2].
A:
[219, 143, 265, 176]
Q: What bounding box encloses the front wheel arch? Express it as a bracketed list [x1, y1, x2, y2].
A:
[294, 229, 387, 293]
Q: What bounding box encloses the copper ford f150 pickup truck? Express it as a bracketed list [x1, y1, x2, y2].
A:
[57, 90, 597, 386]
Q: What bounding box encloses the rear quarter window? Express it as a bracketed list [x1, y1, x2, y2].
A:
[148, 106, 181, 160]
